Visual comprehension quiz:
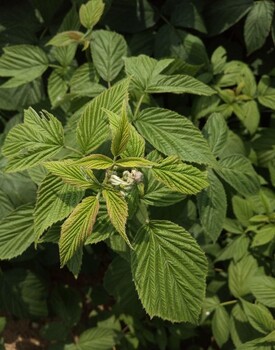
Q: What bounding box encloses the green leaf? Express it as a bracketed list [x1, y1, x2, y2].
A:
[212, 306, 230, 347]
[151, 156, 208, 195]
[0, 205, 35, 260]
[34, 174, 84, 241]
[0, 188, 14, 218]
[216, 235, 249, 262]
[249, 276, 275, 307]
[76, 154, 113, 169]
[131, 220, 207, 323]
[44, 160, 98, 189]
[244, 1, 275, 55]
[77, 78, 130, 154]
[124, 54, 214, 96]
[60, 196, 100, 266]
[257, 75, 275, 110]
[170, 2, 207, 33]
[216, 155, 260, 196]
[91, 30, 127, 82]
[197, 170, 227, 242]
[230, 303, 264, 348]
[124, 55, 173, 91]
[70, 63, 105, 97]
[204, 0, 253, 36]
[241, 300, 275, 334]
[0, 268, 48, 319]
[134, 108, 216, 165]
[50, 286, 82, 327]
[202, 113, 229, 157]
[103, 107, 131, 156]
[0, 45, 48, 87]
[228, 255, 261, 298]
[76, 327, 118, 350]
[2, 108, 64, 172]
[102, 189, 131, 248]
[66, 247, 83, 278]
[79, 0, 104, 29]
[147, 74, 216, 96]
[104, 256, 141, 315]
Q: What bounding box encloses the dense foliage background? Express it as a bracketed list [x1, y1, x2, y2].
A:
[0, 0, 275, 349]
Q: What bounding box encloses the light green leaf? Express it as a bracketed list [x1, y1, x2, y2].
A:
[103, 107, 131, 156]
[202, 113, 229, 157]
[124, 55, 173, 92]
[152, 156, 208, 195]
[116, 157, 155, 168]
[131, 221, 207, 323]
[244, 1, 275, 55]
[134, 108, 216, 165]
[212, 306, 230, 347]
[0, 45, 48, 87]
[124, 54, 214, 96]
[251, 225, 275, 247]
[216, 155, 260, 196]
[47, 31, 84, 47]
[76, 154, 113, 169]
[85, 214, 114, 245]
[2, 107, 64, 172]
[249, 276, 275, 308]
[241, 299, 275, 334]
[79, 0, 104, 29]
[77, 78, 130, 154]
[142, 168, 185, 207]
[76, 327, 118, 350]
[216, 235, 249, 262]
[232, 196, 254, 227]
[60, 196, 100, 266]
[257, 75, 275, 110]
[197, 170, 227, 242]
[70, 63, 105, 97]
[34, 174, 84, 241]
[102, 189, 131, 248]
[147, 74, 216, 96]
[232, 100, 260, 134]
[48, 69, 68, 107]
[91, 30, 127, 82]
[44, 160, 98, 189]
[229, 255, 262, 298]
[0, 205, 35, 260]
[121, 125, 145, 158]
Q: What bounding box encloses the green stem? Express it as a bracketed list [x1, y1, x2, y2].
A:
[63, 145, 84, 156]
[220, 300, 237, 306]
[133, 93, 145, 120]
[49, 63, 62, 69]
